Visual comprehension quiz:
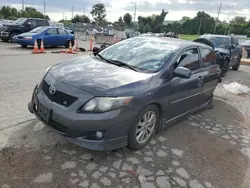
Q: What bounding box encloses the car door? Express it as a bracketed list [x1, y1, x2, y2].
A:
[57, 28, 69, 46]
[22, 19, 32, 33]
[199, 47, 220, 104]
[229, 37, 239, 66]
[166, 47, 204, 120]
[43, 28, 58, 46]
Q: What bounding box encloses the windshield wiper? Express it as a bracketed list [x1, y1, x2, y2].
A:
[108, 59, 139, 72]
[95, 54, 139, 72]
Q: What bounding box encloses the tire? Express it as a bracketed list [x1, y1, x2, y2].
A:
[220, 60, 229, 77]
[232, 57, 241, 71]
[128, 105, 160, 150]
[9, 33, 18, 43]
[21, 45, 27, 48]
[65, 40, 75, 48]
[1, 39, 9, 42]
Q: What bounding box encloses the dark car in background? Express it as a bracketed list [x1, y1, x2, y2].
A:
[28, 37, 221, 151]
[14, 26, 75, 48]
[0, 18, 50, 42]
[199, 34, 242, 76]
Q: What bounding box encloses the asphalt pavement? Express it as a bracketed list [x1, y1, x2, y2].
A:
[0, 41, 250, 188]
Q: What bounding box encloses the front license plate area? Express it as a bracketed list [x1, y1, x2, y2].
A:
[37, 102, 51, 123]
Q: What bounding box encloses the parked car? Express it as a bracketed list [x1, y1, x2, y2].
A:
[0, 18, 50, 42]
[199, 34, 242, 76]
[14, 26, 75, 48]
[239, 40, 250, 58]
[28, 37, 221, 151]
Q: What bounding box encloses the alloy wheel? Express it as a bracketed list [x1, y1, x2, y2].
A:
[136, 111, 156, 144]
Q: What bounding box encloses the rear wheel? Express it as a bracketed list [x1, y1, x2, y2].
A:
[232, 57, 241, 71]
[9, 33, 18, 43]
[65, 40, 75, 48]
[220, 60, 229, 77]
[128, 105, 159, 150]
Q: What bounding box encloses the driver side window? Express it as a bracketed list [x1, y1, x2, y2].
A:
[175, 48, 200, 71]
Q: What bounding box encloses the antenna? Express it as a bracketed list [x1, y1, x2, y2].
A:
[44, 0, 46, 15]
[22, 0, 24, 11]
[214, 2, 222, 34]
[134, 2, 137, 23]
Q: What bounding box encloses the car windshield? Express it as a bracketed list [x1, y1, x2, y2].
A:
[30, 27, 48, 33]
[13, 18, 27, 25]
[98, 37, 177, 73]
[207, 36, 230, 49]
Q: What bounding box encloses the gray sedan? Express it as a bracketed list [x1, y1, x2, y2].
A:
[28, 37, 221, 150]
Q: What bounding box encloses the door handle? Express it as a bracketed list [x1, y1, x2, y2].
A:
[198, 76, 204, 81]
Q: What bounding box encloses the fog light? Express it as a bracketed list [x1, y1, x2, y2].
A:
[96, 131, 103, 139]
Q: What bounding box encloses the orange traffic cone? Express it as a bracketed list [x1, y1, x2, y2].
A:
[32, 40, 39, 54]
[40, 40, 46, 53]
[113, 34, 116, 44]
[67, 41, 73, 53]
[74, 39, 80, 52]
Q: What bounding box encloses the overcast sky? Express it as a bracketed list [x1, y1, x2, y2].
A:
[1, 0, 250, 22]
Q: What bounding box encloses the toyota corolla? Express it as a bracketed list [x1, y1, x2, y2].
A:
[28, 37, 221, 150]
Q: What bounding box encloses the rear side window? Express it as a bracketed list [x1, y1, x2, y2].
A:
[58, 28, 68, 34]
[47, 28, 58, 35]
[200, 48, 216, 68]
[176, 48, 200, 71]
[37, 20, 47, 26]
[29, 19, 38, 28]
[231, 37, 239, 46]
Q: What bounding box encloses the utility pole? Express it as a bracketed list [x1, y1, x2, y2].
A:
[72, 4, 74, 19]
[44, 0, 46, 15]
[63, 12, 64, 20]
[134, 2, 137, 29]
[198, 18, 203, 35]
[224, 5, 234, 35]
[22, 0, 24, 11]
[214, 2, 222, 34]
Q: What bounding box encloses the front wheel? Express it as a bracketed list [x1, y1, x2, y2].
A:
[9, 33, 18, 43]
[232, 57, 241, 71]
[220, 60, 229, 77]
[128, 105, 160, 150]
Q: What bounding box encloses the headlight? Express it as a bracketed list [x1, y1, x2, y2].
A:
[24, 36, 32, 40]
[80, 97, 133, 113]
[44, 66, 51, 76]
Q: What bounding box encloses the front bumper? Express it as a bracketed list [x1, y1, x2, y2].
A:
[13, 37, 35, 46]
[0, 31, 10, 40]
[28, 84, 135, 151]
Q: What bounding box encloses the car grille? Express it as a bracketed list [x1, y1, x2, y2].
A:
[42, 80, 78, 107]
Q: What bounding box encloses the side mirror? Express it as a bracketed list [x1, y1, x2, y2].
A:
[173, 67, 191, 79]
[230, 44, 236, 49]
[27, 22, 31, 25]
[93, 47, 100, 55]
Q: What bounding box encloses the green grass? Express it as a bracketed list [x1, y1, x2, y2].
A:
[179, 34, 200, 41]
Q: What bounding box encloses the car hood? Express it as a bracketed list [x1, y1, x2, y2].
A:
[17, 32, 38, 37]
[214, 47, 230, 54]
[3, 23, 20, 27]
[48, 55, 153, 95]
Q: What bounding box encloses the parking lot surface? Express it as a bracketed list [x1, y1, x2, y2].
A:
[0, 41, 250, 188]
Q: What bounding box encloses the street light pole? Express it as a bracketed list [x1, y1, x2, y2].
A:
[22, 0, 24, 11]
[224, 5, 234, 35]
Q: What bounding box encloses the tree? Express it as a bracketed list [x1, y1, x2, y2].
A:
[90, 3, 107, 26]
[123, 13, 132, 26]
[72, 14, 90, 23]
[230, 16, 247, 25]
[113, 16, 126, 29]
[0, 5, 50, 20]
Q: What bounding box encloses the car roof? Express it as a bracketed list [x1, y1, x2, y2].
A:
[201, 34, 230, 38]
[134, 36, 213, 50]
[37, 26, 64, 29]
[23, 18, 48, 21]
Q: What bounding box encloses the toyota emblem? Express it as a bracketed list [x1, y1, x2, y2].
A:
[49, 85, 56, 94]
